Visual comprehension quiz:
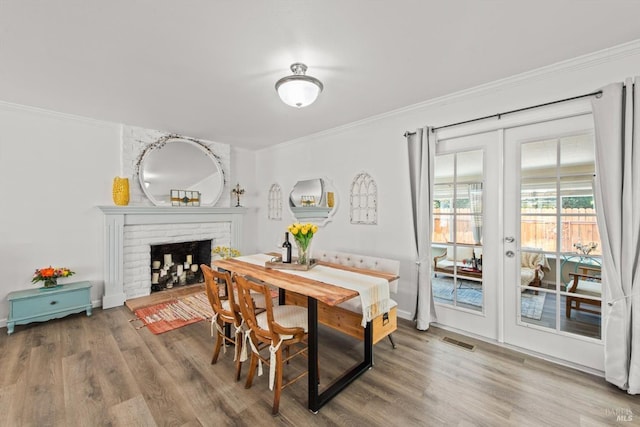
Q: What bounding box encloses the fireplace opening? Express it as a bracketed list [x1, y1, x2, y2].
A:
[150, 240, 211, 292]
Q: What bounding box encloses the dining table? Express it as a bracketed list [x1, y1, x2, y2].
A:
[212, 253, 396, 413]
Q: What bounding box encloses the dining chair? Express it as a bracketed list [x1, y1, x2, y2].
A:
[200, 264, 245, 381]
[235, 275, 309, 415]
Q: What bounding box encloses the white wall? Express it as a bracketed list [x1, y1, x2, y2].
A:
[0, 105, 120, 320]
[253, 42, 640, 322]
[230, 147, 258, 254]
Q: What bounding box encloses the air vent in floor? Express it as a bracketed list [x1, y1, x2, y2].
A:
[442, 336, 476, 351]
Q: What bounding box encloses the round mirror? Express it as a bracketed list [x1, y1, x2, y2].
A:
[138, 138, 224, 206]
[288, 177, 338, 226]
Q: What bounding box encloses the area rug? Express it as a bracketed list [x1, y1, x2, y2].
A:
[431, 276, 546, 320]
[520, 292, 546, 320]
[133, 292, 213, 334]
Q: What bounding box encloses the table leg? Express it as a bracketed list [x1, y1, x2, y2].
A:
[308, 297, 319, 412]
[307, 296, 373, 413]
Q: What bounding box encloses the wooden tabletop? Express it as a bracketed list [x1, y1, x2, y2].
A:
[212, 256, 398, 307]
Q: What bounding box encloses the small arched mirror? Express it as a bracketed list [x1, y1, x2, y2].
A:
[288, 177, 338, 226]
[138, 137, 224, 206]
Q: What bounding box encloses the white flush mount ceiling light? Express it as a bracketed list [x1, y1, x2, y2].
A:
[275, 63, 323, 108]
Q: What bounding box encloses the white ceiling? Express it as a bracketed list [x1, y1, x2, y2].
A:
[2, 1, 640, 151]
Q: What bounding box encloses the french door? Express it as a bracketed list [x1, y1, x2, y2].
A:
[503, 114, 604, 370]
[432, 130, 500, 339]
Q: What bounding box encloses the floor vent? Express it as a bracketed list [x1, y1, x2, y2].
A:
[442, 336, 476, 351]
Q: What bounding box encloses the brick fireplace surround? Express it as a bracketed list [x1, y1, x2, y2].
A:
[98, 206, 246, 308]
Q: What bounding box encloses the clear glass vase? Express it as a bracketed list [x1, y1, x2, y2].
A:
[296, 240, 313, 266]
[42, 277, 58, 288]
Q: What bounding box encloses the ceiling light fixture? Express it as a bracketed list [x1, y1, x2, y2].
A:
[275, 63, 323, 108]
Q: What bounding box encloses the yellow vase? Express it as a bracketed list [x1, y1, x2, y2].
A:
[112, 177, 130, 206]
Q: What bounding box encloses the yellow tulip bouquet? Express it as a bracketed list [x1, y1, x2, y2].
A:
[287, 222, 318, 265]
[212, 246, 241, 259]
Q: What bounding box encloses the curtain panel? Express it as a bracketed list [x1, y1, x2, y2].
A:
[407, 127, 437, 330]
[591, 78, 640, 394]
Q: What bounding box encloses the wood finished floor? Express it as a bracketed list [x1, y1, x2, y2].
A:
[1, 307, 638, 427]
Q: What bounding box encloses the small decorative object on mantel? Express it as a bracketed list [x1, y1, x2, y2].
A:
[232, 183, 245, 207]
[170, 190, 201, 206]
[32, 266, 75, 290]
[287, 222, 318, 266]
[112, 177, 130, 206]
[211, 246, 241, 260]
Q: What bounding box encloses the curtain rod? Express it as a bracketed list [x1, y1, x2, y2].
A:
[403, 90, 603, 137]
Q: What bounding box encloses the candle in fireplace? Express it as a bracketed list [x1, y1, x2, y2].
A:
[177, 265, 183, 276]
[190, 264, 199, 272]
[186, 254, 193, 264]
[151, 272, 159, 284]
[164, 254, 172, 266]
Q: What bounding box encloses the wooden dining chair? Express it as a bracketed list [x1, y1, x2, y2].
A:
[235, 275, 309, 415]
[200, 264, 244, 381]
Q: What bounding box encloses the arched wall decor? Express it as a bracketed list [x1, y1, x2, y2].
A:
[268, 183, 283, 220]
[350, 172, 377, 225]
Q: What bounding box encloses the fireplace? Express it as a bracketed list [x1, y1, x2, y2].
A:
[98, 206, 246, 308]
[150, 240, 211, 292]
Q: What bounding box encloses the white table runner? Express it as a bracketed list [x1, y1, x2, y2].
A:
[236, 253, 390, 327]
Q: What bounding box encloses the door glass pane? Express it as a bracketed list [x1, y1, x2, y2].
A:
[520, 288, 557, 329]
[434, 183, 454, 214]
[432, 150, 483, 313]
[560, 134, 595, 171]
[522, 138, 557, 173]
[521, 215, 556, 251]
[521, 176, 557, 213]
[560, 216, 601, 255]
[432, 214, 452, 243]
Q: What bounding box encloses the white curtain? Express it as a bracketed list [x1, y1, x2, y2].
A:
[407, 127, 437, 330]
[591, 78, 640, 394]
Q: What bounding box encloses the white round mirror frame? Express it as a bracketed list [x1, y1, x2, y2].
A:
[136, 135, 225, 207]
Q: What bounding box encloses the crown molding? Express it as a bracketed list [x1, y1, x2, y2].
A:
[0, 100, 116, 128]
[268, 38, 640, 151]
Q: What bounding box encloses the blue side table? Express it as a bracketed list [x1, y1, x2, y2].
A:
[7, 281, 92, 335]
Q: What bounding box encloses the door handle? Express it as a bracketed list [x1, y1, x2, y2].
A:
[505, 250, 515, 258]
[505, 236, 515, 243]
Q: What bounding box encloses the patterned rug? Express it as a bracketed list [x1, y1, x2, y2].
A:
[134, 292, 213, 334]
[432, 276, 546, 320]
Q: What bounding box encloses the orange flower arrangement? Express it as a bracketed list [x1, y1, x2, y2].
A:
[32, 266, 75, 288]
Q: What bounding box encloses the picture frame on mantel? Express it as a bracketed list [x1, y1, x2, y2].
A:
[170, 189, 201, 206]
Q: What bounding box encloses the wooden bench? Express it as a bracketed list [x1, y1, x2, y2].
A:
[285, 250, 399, 347]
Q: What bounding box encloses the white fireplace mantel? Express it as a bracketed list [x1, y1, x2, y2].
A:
[98, 206, 246, 308]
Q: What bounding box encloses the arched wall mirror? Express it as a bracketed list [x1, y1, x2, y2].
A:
[288, 177, 338, 226]
[138, 137, 225, 206]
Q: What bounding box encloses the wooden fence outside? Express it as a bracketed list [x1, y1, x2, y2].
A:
[433, 208, 601, 254]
